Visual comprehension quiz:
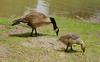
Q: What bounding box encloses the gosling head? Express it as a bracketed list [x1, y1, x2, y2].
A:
[81, 43, 86, 53]
[76, 38, 86, 53]
[12, 19, 23, 26]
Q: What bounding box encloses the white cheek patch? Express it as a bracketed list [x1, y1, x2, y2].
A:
[54, 28, 58, 32]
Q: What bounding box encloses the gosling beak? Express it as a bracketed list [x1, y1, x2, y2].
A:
[82, 48, 85, 53]
[12, 23, 15, 26]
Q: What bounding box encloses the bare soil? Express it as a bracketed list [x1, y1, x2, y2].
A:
[0, 25, 6, 30]
[21, 36, 65, 49]
[0, 45, 10, 59]
[8, 25, 65, 50]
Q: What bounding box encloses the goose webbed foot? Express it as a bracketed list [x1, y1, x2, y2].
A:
[65, 49, 68, 52]
[34, 33, 38, 36]
[30, 33, 33, 37]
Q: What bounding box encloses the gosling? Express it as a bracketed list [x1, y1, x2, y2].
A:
[59, 33, 85, 52]
[12, 10, 59, 36]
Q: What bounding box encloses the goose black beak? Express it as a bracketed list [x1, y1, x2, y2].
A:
[12, 19, 22, 26]
[12, 23, 17, 26]
[55, 28, 59, 36]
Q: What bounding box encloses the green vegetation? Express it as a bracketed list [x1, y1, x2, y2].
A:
[0, 17, 100, 62]
[0, 18, 10, 25]
[0, 0, 37, 17]
[1, 0, 100, 17]
[49, 0, 100, 17]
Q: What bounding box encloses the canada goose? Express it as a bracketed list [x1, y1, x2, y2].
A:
[12, 10, 59, 36]
[59, 33, 85, 52]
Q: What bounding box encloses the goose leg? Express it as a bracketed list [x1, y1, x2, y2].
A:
[30, 28, 34, 36]
[34, 28, 38, 36]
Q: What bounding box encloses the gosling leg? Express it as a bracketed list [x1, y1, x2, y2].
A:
[65, 43, 70, 52]
[70, 45, 74, 51]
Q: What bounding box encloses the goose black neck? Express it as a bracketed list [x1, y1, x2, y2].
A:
[50, 17, 58, 30]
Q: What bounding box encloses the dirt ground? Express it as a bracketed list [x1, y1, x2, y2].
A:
[8, 25, 65, 50]
[0, 25, 6, 30]
[0, 45, 10, 60]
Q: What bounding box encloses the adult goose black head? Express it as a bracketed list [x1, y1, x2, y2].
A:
[12, 19, 23, 26]
[50, 17, 59, 36]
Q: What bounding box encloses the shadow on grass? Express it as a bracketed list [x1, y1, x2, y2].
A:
[9, 32, 55, 37]
[54, 48, 82, 53]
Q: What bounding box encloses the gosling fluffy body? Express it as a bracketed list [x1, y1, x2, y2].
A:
[59, 33, 85, 52]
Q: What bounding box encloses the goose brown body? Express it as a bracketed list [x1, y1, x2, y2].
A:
[12, 10, 59, 36]
[22, 11, 51, 27]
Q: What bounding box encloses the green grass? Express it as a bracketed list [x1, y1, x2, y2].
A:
[0, 17, 100, 62]
[0, 18, 10, 25]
